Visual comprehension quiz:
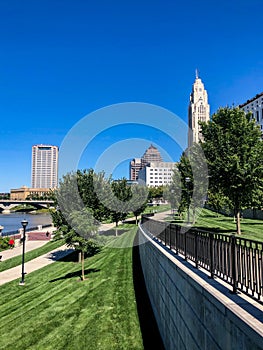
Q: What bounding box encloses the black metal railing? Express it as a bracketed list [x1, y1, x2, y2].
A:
[140, 216, 263, 303]
[1, 224, 52, 237]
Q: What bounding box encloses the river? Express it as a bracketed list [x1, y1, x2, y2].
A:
[0, 212, 53, 234]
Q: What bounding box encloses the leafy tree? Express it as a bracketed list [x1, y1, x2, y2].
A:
[176, 144, 208, 224]
[177, 153, 192, 220]
[200, 107, 263, 234]
[130, 184, 148, 224]
[164, 167, 182, 214]
[206, 190, 230, 217]
[65, 208, 99, 280]
[109, 178, 132, 226]
[147, 186, 165, 202]
[76, 169, 111, 221]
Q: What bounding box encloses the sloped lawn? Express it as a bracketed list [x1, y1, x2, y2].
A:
[0, 227, 144, 350]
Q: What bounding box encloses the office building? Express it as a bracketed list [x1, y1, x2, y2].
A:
[138, 162, 176, 187]
[129, 145, 163, 181]
[141, 144, 163, 167]
[31, 145, 58, 189]
[188, 71, 210, 147]
[239, 92, 263, 133]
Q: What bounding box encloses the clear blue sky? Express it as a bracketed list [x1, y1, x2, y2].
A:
[0, 0, 262, 192]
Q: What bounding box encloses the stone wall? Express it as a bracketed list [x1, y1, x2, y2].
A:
[138, 224, 263, 350]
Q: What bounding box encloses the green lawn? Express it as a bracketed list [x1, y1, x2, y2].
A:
[0, 239, 65, 273]
[0, 227, 144, 350]
[172, 208, 263, 242]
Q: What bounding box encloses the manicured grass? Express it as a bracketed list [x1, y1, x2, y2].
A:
[0, 239, 65, 273]
[171, 208, 263, 242]
[0, 227, 143, 350]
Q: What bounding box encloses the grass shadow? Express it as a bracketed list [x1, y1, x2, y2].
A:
[49, 268, 100, 282]
[132, 231, 165, 350]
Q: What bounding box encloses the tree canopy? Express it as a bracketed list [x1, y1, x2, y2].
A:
[200, 107, 263, 234]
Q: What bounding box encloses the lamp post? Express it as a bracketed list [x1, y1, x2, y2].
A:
[0, 225, 3, 236]
[19, 219, 28, 285]
[185, 177, 191, 224]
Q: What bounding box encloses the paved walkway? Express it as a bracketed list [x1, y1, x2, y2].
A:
[0, 222, 116, 285]
[0, 211, 170, 286]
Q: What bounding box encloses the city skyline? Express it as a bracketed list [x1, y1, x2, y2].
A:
[0, 0, 262, 192]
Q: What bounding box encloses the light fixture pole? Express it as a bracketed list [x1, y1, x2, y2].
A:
[185, 177, 191, 224]
[0, 225, 3, 236]
[19, 219, 28, 285]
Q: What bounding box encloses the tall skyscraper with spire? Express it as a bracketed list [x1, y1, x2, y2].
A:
[188, 71, 210, 147]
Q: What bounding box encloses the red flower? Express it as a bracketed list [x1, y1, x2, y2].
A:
[8, 239, 15, 246]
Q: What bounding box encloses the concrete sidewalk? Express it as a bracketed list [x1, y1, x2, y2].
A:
[0, 222, 116, 285]
[0, 245, 74, 285]
[0, 214, 169, 286]
[0, 226, 57, 262]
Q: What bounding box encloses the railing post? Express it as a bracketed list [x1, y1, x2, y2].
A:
[231, 234, 237, 294]
[195, 230, 198, 268]
[169, 224, 172, 250]
[209, 232, 214, 279]
[175, 225, 179, 254]
[184, 230, 187, 261]
[164, 225, 167, 246]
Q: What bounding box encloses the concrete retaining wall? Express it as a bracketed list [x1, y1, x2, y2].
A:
[138, 224, 263, 350]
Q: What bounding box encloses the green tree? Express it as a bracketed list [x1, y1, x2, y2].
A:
[76, 169, 111, 221]
[164, 167, 182, 214]
[109, 178, 132, 226]
[200, 107, 263, 234]
[130, 184, 148, 224]
[147, 186, 165, 203]
[206, 189, 230, 217]
[66, 208, 99, 280]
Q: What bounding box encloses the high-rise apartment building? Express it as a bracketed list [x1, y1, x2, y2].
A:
[31, 145, 58, 189]
[129, 158, 142, 181]
[188, 71, 210, 147]
[239, 92, 263, 133]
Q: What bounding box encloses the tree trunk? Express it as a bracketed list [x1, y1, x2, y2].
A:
[236, 210, 241, 235]
[81, 250, 85, 280]
[135, 215, 138, 225]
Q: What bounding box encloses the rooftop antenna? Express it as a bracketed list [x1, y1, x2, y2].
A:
[195, 68, 199, 79]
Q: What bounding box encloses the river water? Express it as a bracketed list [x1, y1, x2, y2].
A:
[0, 212, 53, 234]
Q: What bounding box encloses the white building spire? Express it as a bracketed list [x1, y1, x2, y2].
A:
[188, 72, 210, 147]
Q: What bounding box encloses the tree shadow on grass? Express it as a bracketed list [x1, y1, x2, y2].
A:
[193, 226, 234, 234]
[132, 232, 165, 350]
[49, 268, 100, 282]
[100, 228, 129, 237]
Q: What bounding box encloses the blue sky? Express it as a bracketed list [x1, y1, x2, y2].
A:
[0, 0, 262, 192]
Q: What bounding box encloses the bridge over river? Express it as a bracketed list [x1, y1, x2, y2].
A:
[0, 200, 54, 213]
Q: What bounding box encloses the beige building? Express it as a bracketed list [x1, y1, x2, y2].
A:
[188, 72, 210, 147]
[10, 186, 53, 200]
[141, 144, 163, 167]
[129, 145, 163, 181]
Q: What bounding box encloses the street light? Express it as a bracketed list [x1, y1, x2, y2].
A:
[0, 225, 3, 236]
[19, 219, 28, 285]
[185, 177, 191, 224]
